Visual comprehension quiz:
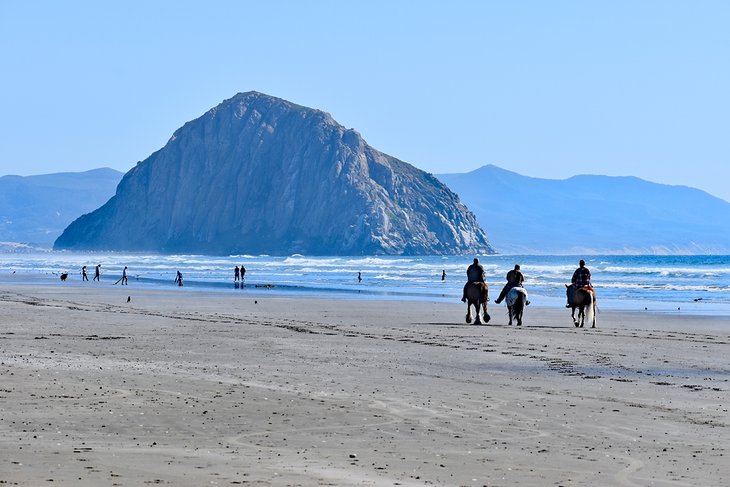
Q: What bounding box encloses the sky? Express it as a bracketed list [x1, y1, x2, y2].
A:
[1, 1, 729, 201]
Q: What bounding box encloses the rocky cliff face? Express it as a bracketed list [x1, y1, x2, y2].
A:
[55, 92, 493, 255]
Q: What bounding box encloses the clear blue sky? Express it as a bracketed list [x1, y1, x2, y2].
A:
[1, 1, 729, 201]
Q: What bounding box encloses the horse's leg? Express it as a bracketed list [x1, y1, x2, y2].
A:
[507, 306, 513, 326]
[474, 302, 482, 325]
[517, 300, 523, 326]
[465, 302, 472, 324]
[571, 307, 579, 327]
[482, 286, 490, 324]
[579, 306, 585, 327]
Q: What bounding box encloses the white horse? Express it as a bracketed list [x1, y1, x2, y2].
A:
[505, 286, 528, 326]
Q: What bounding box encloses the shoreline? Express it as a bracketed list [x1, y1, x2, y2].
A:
[0, 283, 728, 485]
[2, 270, 729, 319]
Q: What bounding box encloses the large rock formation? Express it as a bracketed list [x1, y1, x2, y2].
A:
[55, 92, 493, 255]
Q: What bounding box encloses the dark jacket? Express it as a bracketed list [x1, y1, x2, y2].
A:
[467, 263, 485, 282]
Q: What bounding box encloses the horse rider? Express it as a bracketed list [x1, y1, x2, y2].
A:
[495, 264, 525, 304]
[567, 259, 592, 307]
[461, 258, 485, 302]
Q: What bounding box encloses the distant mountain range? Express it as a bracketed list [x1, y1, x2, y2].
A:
[3, 110, 728, 255]
[438, 165, 730, 254]
[0, 168, 123, 248]
[53, 92, 493, 255]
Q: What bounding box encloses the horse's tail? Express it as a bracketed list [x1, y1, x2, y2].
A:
[517, 290, 526, 309]
[586, 290, 596, 326]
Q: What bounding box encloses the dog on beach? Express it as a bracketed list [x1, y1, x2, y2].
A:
[60, 273, 68, 281]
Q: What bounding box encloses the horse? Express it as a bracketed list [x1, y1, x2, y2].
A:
[464, 281, 490, 325]
[566, 284, 596, 328]
[505, 286, 528, 326]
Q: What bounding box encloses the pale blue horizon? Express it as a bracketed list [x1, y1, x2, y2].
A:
[1, 1, 728, 202]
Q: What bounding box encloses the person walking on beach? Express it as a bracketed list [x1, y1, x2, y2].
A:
[234, 266, 240, 282]
[121, 266, 128, 285]
[358, 271, 362, 283]
[495, 264, 525, 304]
[82, 266, 89, 281]
[240, 265, 246, 282]
[93, 264, 101, 282]
[175, 270, 183, 287]
[461, 258, 485, 302]
[442, 270, 446, 281]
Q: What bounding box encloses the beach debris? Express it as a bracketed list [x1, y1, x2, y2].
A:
[127, 296, 131, 303]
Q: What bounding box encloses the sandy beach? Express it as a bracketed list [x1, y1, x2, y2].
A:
[0, 280, 727, 486]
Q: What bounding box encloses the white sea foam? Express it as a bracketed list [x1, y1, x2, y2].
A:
[1, 252, 729, 315]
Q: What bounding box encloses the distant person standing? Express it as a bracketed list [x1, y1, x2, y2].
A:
[93, 264, 101, 282]
[121, 266, 128, 285]
[240, 265, 246, 283]
[234, 266, 240, 282]
[82, 266, 89, 281]
[358, 271, 362, 283]
[175, 270, 183, 287]
[442, 270, 446, 281]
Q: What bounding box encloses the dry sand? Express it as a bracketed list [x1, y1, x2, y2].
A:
[0, 281, 728, 486]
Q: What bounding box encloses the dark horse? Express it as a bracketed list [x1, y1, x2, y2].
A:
[505, 286, 528, 326]
[566, 284, 596, 328]
[464, 282, 490, 325]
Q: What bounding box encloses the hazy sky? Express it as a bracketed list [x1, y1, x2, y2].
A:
[1, 1, 728, 201]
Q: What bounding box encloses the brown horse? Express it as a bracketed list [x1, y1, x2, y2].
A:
[464, 281, 490, 325]
[566, 284, 596, 328]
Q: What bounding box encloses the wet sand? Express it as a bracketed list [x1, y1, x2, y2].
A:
[0, 281, 728, 486]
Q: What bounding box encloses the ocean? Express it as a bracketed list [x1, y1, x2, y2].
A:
[2, 253, 730, 317]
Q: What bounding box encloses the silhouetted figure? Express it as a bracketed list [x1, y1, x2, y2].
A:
[240, 265, 246, 283]
[82, 266, 89, 281]
[572, 260, 592, 289]
[175, 270, 183, 286]
[234, 266, 240, 282]
[442, 270, 446, 281]
[567, 259, 592, 307]
[462, 258, 485, 303]
[495, 264, 525, 304]
[358, 271, 362, 283]
[121, 266, 128, 285]
[93, 264, 101, 282]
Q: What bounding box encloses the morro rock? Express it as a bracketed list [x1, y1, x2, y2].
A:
[54, 92, 493, 255]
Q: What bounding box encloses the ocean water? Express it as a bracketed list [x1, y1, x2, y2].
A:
[1, 253, 729, 316]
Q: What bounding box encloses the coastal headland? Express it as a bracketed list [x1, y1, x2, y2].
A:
[0, 281, 727, 486]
